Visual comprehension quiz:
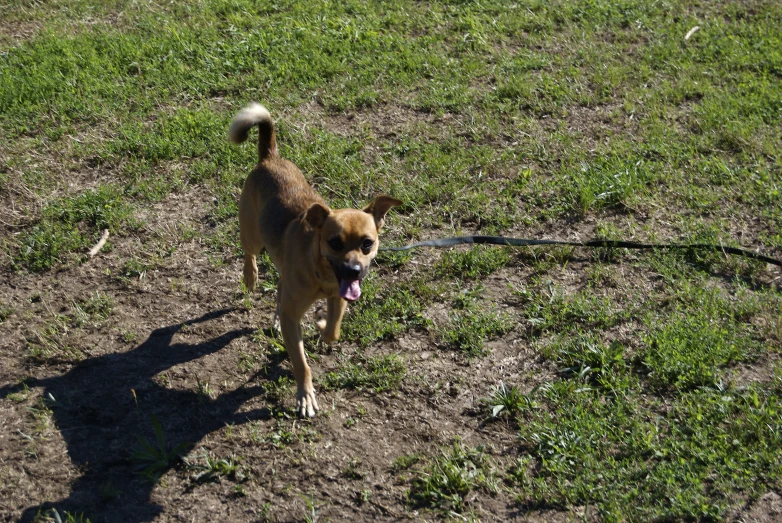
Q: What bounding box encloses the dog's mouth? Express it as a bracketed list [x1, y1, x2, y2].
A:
[330, 260, 365, 302]
[338, 278, 362, 302]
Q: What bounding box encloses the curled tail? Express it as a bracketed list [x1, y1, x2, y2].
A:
[229, 103, 278, 161]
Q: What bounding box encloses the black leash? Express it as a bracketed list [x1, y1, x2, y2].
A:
[380, 235, 782, 268]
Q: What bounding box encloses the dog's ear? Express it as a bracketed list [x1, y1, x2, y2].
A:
[305, 203, 331, 229]
[363, 195, 403, 231]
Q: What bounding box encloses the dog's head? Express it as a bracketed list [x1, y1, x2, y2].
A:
[305, 195, 403, 302]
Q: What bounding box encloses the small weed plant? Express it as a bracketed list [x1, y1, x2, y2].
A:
[132, 416, 190, 484]
[408, 441, 494, 513]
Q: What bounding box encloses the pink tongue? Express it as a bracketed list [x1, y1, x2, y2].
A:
[339, 279, 361, 301]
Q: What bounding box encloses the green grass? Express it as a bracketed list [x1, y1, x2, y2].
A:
[407, 441, 495, 513]
[321, 354, 406, 393]
[12, 186, 138, 272]
[438, 308, 513, 357]
[503, 263, 782, 520]
[510, 377, 782, 521]
[38, 508, 92, 523]
[185, 452, 243, 484]
[485, 381, 532, 419]
[72, 292, 114, 327]
[2, 0, 782, 520]
[339, 275, 431, 346]
[132, 416, 190, 484]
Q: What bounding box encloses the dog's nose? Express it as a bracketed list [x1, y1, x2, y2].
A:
[342, 263, 362, 280]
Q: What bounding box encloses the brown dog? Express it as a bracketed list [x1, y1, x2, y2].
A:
[230, 103, 402, 417]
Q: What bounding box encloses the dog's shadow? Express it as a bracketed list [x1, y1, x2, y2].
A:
[1, 308, 273, 523]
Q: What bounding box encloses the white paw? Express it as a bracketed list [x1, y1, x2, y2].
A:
[297, 387, 320, 418]
[272, 308, 281, 333]
[314, 305, 327, 333]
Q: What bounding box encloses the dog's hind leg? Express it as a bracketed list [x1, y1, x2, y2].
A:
[242, 253, 258, 291]
[239, 195, 262, 292]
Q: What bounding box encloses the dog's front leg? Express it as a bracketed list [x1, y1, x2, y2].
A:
[316, 296, 347, 343]
[279, 301, 319, 417]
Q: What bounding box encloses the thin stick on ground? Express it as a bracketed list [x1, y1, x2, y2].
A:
[88, 229, 110, 258]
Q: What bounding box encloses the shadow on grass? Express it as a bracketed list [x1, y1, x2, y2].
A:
[0, 308, 272, 523]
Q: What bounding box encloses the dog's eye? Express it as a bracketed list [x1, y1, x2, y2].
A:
[328, 237, 343, 251]
[361, 239, 374, 253]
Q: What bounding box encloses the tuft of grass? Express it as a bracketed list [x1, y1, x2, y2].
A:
[263, 375, 294, 404]
[0, 304, 14, 324]
[544, 335, 628, 388]
[485, 381, 533, 419]
[340, 276, 430, 346]
[568, 157, 650, 216]
[185, 452, 243, 483]
[38, 509, 92, 523]
[641, 314, 758, 391]
[260, 420, 320, 449]
[518, 283, 626, 335]
[435, 246, 510, 280]
[408, 441, 494, 513]
[131, 416, 190, 484]
[72, 292, 114, 327]
[26, 317, 84, 363]
[321, 354, 406, 393]
[13, 186, 137, 272]
[391, 453, 422, 474]
[119, 257, 149, 281]
[438, 308, 513, 357]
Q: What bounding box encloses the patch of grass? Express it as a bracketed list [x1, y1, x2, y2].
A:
[38, 509, 92, 523]
[484, 381, 533, 419]
[185, 451, 243, 483]
[435, 246, 510, 280]
[341, 458, 364, 480]
[408, 441, 494, 514]
[119, 257, 149, 281]
[261, 419, 320, 449]
[26, 317, 83, 363]
[6, 382, 31, 403]
[518, 283, 626, 335]
[544, 335, 628, 388]
[120, 329, 137, 344]
[27, 395, 55, 434]
[132, 416, 190, 484]
[12, 186, 137, 272]
[321, 354, 406, 393]
[567, 157, 651, 217]
[340, 276, 430, 346]
[263, 376, 294, 404]
[636, 283, 766, 391]
[642, 312, 759, 391]
[0, 304, 14, 324]
[72, 292, 114, 327]
[513, 378, 782, 521]
[195, 377, 215, 402]
[391, 453, 422, 474]
[343, 405, 367, 429]
[438, 308, 513, 357]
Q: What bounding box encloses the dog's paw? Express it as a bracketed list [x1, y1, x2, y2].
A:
[314, 305, 327, 333]
[272, 309, 281, 334]
[297, 387, 320, 418]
